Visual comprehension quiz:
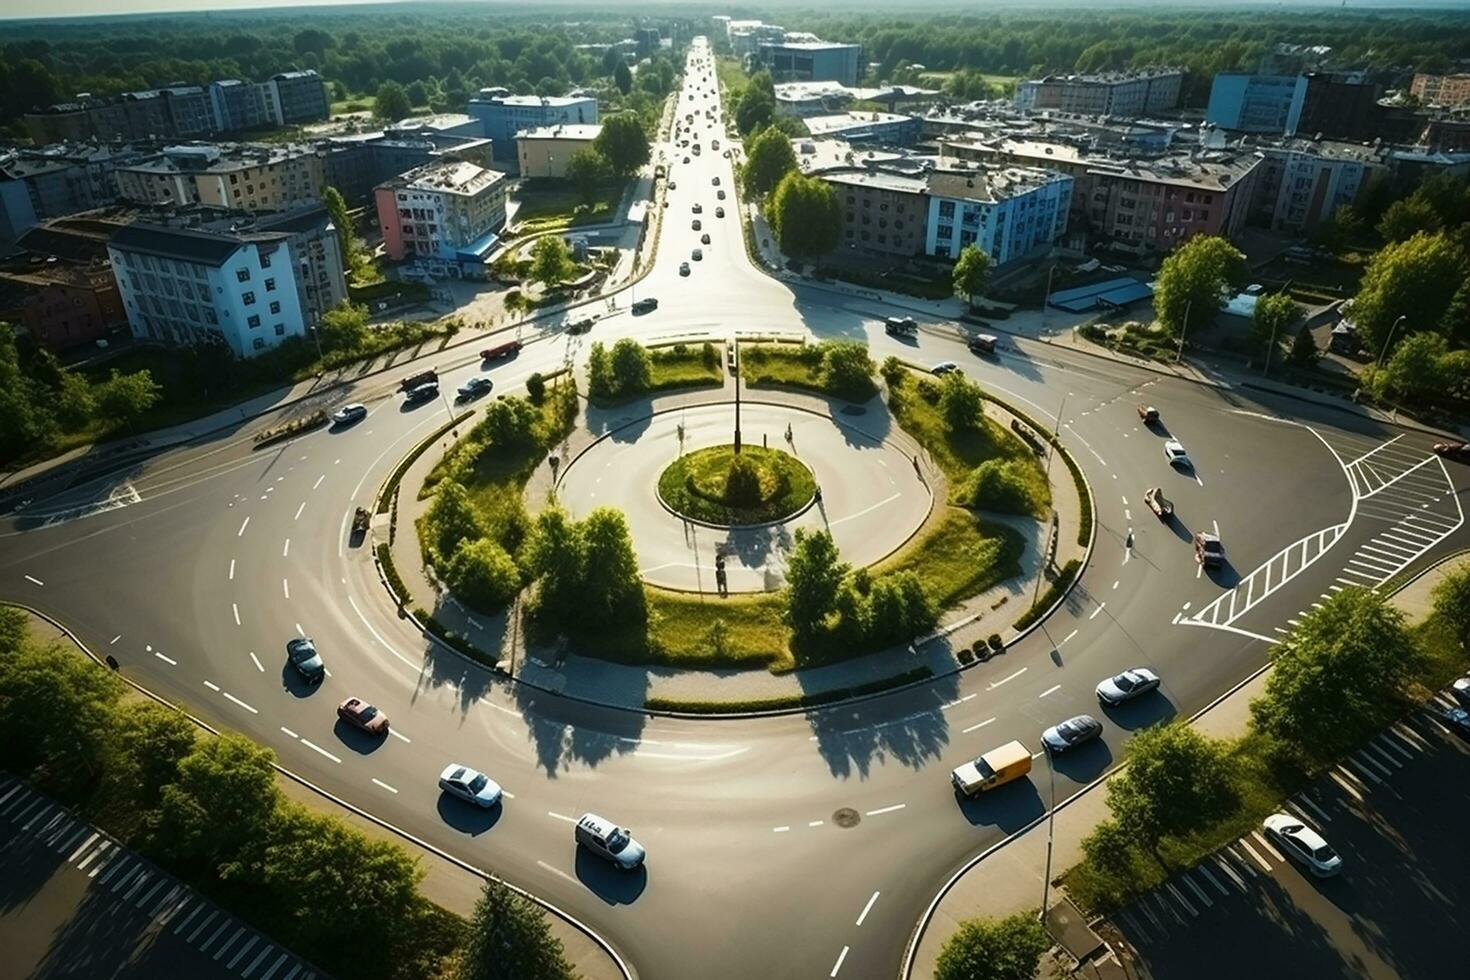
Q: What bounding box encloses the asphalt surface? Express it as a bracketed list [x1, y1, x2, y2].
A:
[1, 40, 1467, 980]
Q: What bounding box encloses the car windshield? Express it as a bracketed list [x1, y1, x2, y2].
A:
[605, 830, 629, 853]
[468, 773, 488, 793]
[1115, 673, 1138, 691]
[359, 705, 378, 721]
[1312, 845, 1338, 862]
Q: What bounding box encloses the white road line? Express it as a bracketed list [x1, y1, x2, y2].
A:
[856, 891, 880, 926]
[773, 826, 791, 833]
[1090, 603, 1106, 620]
[294, 501, 306, 521]
[223, 692, 257, 714]
[238, 517, 250, 537]
[546, 811, 578, 824]
[154, 652, 177, 666]
[282, 579, 290, 600]
[989, 667, 1027, 689]
[249, 652, 264, 673]
[1297, 794, 1334, 824]
[110, 635, 121, 645]
[1060, 629, 1078, 645]
[279, 727, 298, 739]
[1039, 684, 1062, 698]
[299, 740, 342, 764]
[808, 820, 825, 828]
[203, 680, 220, 691]
[1212, 854, 1247, 891]
[1251, 830, 1285, 863]
[829, 945, 850, 978]
[24, 574, 43, 586]
[312, 475, 325, 490]
[232, 603, 240, 626]
[1237, 837, 1272, 872]
[865, 804, 906, 816]
[282, 539, 290, 558]
[228, 559, 235, 580]
[1113, 580, 1119, 590]
[388, 729, 411, 744]
[295, 623, 305, 636]
[371, 778, 399, 794]
[1328, 769, 1364, 801]
[962, 718, 996, 734]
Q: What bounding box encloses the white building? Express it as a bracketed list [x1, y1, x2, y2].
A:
[375, 160, 508, 273]
[1252, 139, 1389, 233]
[924, 167, 1073, 264]
[107, 223, 305, 358]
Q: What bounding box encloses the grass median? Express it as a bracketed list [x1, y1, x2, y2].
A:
[658, 444, 815, 525]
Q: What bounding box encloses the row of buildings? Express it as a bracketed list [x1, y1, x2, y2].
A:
[712, 16, 864, 86]
[24, 71, 330, 145]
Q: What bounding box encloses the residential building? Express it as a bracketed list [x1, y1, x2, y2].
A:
[466, 90, 599, 164]
[0, 254, 123, 351]
[756, 40, 863, 87]
[1015, 69, 1182, 118]
[209, 80, 274, 132]
[1410, 72, 1470, 108]
[154, 86, 219, 137]
[821, 168, 930, 258]
[375, 160, 509, 273]
[107, 222, 307, 357]
[925, 168, 1073, 264]
[321, 130, 493, 206]
[0, 144, 148, 254]
[775, 81, 856, 118]
[804, 111, 921, 146]
[1296, 72, 1384, 142]
[386, 114, 485, 140]
[1251, 139, 1389, 233]
[231, 206, 348, 327]
[116, 143, 325, 213]
[516, 124, 603, 179]
[268, 70, 330, 125]
[1205, 73, 1308, 134]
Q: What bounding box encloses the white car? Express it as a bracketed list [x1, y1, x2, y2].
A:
[1163, 440, 1190, 467]
[1263, 813, 1342, 877]
[438, 764, 503, 808]
[331, 403, 367, 425]
[931, 361, 961, 375]
[1095, 667, 1161, 705]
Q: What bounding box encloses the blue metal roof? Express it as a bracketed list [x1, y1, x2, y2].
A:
[1048, 276, 1152, 312]
[456, 229, 501, 264]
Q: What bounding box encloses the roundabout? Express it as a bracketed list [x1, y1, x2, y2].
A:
[656, 443, 815, 528]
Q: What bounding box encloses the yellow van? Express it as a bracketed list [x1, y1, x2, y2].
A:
[950, 740, 1033, 797]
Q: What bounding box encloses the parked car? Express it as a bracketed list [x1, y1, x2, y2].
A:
[480, 340, 522, 361]
[701, 233, 711, 245]
[1262, 813, 1342, 877]
[1041, 714, 1103, 753]
[438, 764, 503, 808]
[568, 317, 595, 334]
[692, 248, 703, 261]
[1194, 532, 1224, 567]
[337, 697, 389, 735]
[632, 298, 659, 315]
[712, 176, 720, 185]
[1434, 441, 1470, 463]
[576, 813, 645, 869]
[1452, 674, 1470, 709]
[692, 202, 703, 213]
[286, 637, 325, 684]
[691, 219, 702, 231]
[456, 377, 493, 401]
[331, 403, 367, 425]
[967, 335, 997, 356]
[931, 361, 961, 375]
[1163, 440, 1190, 467]
[1096, 668, 1160, 705]
[715, 207, 725, 218]
[884, 316, 918, 337]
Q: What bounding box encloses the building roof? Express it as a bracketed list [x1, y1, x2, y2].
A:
[272, 70, 322, 82]
[517, 124, 602, 142]
[388, 113, 478, 134]
[387, 160, 506, 196]
[805, 112, 915, 137]
[109, 223, 254, 266]
[926, 166, 1067, 203]
[470, 93, 597, 109]
[759, 40, 859, 52]
[819, 168, 929, 195]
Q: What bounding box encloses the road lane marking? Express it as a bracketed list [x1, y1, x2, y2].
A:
[1328, 769, 1364, 801]
[233, 603, 240, 626]
[299, 739, 341, 764]
[154, 652, 177, 666]
[294, 501, 305, 521]
[110, 635, 121, 644]
[808, 820, 825, 828]
[388, 729, 411, 744]
[282, 579, 290, 600]
[1113, 580, 1119, 590]
[238, 517, 250, 537]
[223, 692, 257, 714]
[1061, 629, 1078, 645]
[282, 539, 290, 558]
[24, 574, 43, 586]
[962, 718, 996, 734]
[1039, 684, 1061, 698]
[989, 667, 1027, 689]
[865, 804, 905, 816]
[203, 681, 220, 691]
[295, 623, 305, 636]
[249, 652, 264, 673]
[1090, 604, 1105, 620]
[546, 811, 578, 824]
[280, 727, 298, 739]
[1251, 831, 1285, 862]
[944, 694, 977, 709]
[773, 826, 790, 833]
[312, 475, 324, 490]
[1237, 837, 1272, 872]
[228, 559, 235, 580]
[829, 946, 849, 977]
[371, 778, 399, 794]
[856, 891, 880, 926]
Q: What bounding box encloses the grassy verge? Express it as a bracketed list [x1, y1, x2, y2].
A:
[716, 56, 749, 104]
[510, 179, 628, 234]
[587, 343, 725, 406]
[740, 342, 878, 401]
[648, 589, 792, 670]
[657, 445, 815, 525]
[873, 509, 1025, 609]
[816, 263, 955, 301]
[972, 385, 1093, 546]
[646, 667, 934, 714]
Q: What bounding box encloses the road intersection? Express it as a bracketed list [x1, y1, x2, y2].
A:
[2, 38, 1467, 980]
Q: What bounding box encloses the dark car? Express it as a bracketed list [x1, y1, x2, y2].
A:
[1041, 714, 1103, 753]
[1440, 706, 1470, 740]
[568, 317, 595, 335]
[1434, 441, 1470, 463]
[1194, 532, 1224, 568]
[398, 369, 437, 392]
[1451, 675, 1470, 709]
[403, 382, 439, 404]
[337, 697, 389, 735]
[632, 298, 658, 315]
[456, 377, 493, 401]
[286, 637, 325, 684]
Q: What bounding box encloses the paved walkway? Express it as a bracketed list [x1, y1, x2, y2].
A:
[904, 552, 1468, 979]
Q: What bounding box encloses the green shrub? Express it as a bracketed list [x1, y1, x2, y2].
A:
[1014, 559, 1081, 631]
[443, 538, 523, 611]
[724, 453, 765, 506]
[961, 458, 1044, 514]
[526, 372, 546, 404]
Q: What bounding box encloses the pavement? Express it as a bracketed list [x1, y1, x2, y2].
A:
[903, 553, 1469, 980]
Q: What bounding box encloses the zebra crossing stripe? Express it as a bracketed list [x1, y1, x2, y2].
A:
[1163, 881, 1198, 917]
[241, 944, 276, 979]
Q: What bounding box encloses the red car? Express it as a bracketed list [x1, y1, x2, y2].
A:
[1434, 441, 1469, 463]
[337, 697, 389, 735]
[479, 340, 522, 361]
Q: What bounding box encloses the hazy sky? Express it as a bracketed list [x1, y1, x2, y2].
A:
[2, 0, 395, 20]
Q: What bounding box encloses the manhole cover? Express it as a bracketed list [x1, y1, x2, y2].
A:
[833, 808, 861, 828]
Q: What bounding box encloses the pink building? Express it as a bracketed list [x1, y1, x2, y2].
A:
[375, 160, 507, 273]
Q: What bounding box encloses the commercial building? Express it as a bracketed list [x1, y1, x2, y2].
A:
[268, 70, 330, 125]
[1411, 72, 1470, 108]
[116, 143, 325, 213]
[805, 111, 922, 146]
[375, 160, 509, 274]
[727, 21, 786, 58]
[1015, 70, 1182, 118]
[756, 40, 863, 87]
[107, 222, 308, 358]
[925, 168, 1073, 264]
[209, 80, 274, 133]
[466, 89, 599, 164]
[1251, 139, 1388, 233]
[775, 81, 856, 118]
[516, 124, 603, 179]
[1205, 73, 1308, 134]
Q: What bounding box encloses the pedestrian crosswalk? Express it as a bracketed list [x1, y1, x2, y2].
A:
[0, 777, 323, 980]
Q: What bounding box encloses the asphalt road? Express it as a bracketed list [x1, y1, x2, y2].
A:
[1, 39, 1467, 980]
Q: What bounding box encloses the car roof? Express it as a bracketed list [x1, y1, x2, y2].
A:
[578, 813, 615, 836]
[441, 764, 468, 781]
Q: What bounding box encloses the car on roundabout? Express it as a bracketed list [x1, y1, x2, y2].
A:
[337, 697, 389, 735]
[438, 764, 503, 808]
[1451, 674, 1470, 709]
[286, 637, 325, 684]
[1163, 439, 1190, 467]
[568, 316, 595, 335]
[931, 361, 961, 375]
[456, 377, 493, 401]
[691, 219, 701, 231]
[1262, 813, 1342, 877]
[1194, 531, 1224, 568]
[576, 813, 645, 869]
[331, 403, 367, 426]
[1041, 714, 1103, 753]
[1143, 486, 1173, 519]
[1137, 404, 1160, 424]
[1096, 668, 1160, 705]
[632, 297, 658, 315]
[403, 381, 439, 405]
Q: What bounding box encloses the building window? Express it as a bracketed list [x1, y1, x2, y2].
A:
[253, 337, 265, 350]
[265, 278, 276, 292]
[248, 314, 261, 328]
[236, 268, 250, 283]
[274, 324, 286, 336]
[205, 308, 218, 324]
[242, 291, 256, 305]
[260, 253, 271, 268]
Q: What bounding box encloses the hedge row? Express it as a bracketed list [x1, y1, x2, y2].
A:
[1013, 559, 1082, 632]
[980, 391, 1093, 547]
[252, 410, 328, 448]
[374, 410, 473, 515]
[376, 543, 408, 607]
[645, 666, 933, 714]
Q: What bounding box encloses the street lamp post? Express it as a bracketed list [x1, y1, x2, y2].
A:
[1040, 743, 1058, 922]
[1174, 299, 1192, 364]
[1375, 314, 1408, 373]
[1041, 263, 1056, 339]
[732, 337, 742, 454]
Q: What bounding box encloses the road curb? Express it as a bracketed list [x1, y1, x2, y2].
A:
[9, 601, 636, 980]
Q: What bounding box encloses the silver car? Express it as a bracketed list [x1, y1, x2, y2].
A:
[1096, 668, 1161, 705]
[438, 764, 503, 808]
[576, 812, 645, 869]
[1041, 714, 1103, 753]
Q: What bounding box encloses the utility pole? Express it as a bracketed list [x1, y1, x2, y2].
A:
[1375, 314, 1407, 373]
[1041, 262, 1056, 340]
[1175, 299, 1192, 364]
[1040, 743, 1058, 922]
[732, 337, 742, 453]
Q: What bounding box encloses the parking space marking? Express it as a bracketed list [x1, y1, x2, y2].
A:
[1163, 881, 1198, 917]
[1363, 743, 1400, 771]
[1212, 854, 1248, 891]
[1344, 756, 1383, 785]
[1296, 794, 1334, 824]
[1180, 872, 1214, 907]
[1392, 721, 1431, 750]
[1236, 838, 1272, 872]
[1376, 732, 1415, 761]
[1117, 909, 1153, 945]
[1252, 830, 1287, 863]
[1328, 769, 1365, 801]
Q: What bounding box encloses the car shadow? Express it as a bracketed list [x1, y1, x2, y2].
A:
[1099, 694, 1178, 731]
[333, 719, 387, 754]
[1204, 562, 1241, 588]
[574, 848, 648, 905]
[280, 664, 323, 699]
[436, 794, 502, 836]
[1049, 739, 1114, 782]
[955, 778, 1046, 834]
[1166, 515, 1194, 543]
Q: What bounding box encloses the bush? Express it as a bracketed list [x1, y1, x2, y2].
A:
[526, 372, 546, 404]
[443, 538, 523, 611]
[934, 913, 1051, 980]
[940, 373, 985, 431]
[819, 340, 877, 400]
[988, 633, 1004, 652]
[701, 340, 719, 370]
[880, 355, 906, 388]
[957, 645, 976, 665]
[915, 377, 941, 403]
[724, 453, 765, 506]
[961, 458, 1044, 514]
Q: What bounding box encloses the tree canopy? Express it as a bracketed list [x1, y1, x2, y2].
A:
[935, 914, 1052, 980]
[952, 244, 992, 306]
[1349, 231, 1467, 354]
[768, 171, 841, 260]
[1104, 721, 1237, 862]
[373, 80, 412, 120]
[456, 880, 576, 980]
[1152, 235, 1245, 337]
[742, 125, 799, 199]
[529, 235, 575, 287]
[593, 112, 651, 178]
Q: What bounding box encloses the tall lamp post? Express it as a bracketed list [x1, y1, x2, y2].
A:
[1039, 742, 1058, 922]
[732, 337, 742, 454]
[1174, 299, 1192, 364]
[1375, 314, 1408, 373]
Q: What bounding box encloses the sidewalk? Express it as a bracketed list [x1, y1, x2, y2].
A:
[904, 553, 1468, 979]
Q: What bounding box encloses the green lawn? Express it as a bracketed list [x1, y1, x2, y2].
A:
[740, 343, 878, 401]
[873, 509, 1025, 609]
[658, 445, 815, 525]
[510, 179, 628, 233]
[716, 56, 749, 100]
[648, 343, 725, 391]
[647, 589, 792, 671]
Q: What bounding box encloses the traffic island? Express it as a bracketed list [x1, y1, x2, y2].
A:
[656, 444, 815, 526]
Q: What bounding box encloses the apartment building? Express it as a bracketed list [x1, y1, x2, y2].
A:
[107, 223, 306, 357]
[1411, 72, 1470, 108]
[0, 256, 123, 351]
[1205, 73, 1308, 134]
[925, 168, 1073, 264]
[116, 144, 325, 213]
[804, 112, 921, 146]
[756, 40, 863, 87]
[1251, 139, 1389, 233]
[209, 80, 274, 132]
[1015, 70, 1182, 118]
[1, 144, 150, 253]
[268, 71, 330, 125]
[727, 21, 787, 58]
[822, 168, 930, 257]
[322, 130, 493, 205]
[375, 160, 509, 272]
[466, 90, 599, 164]
[517, 124, 603, 179]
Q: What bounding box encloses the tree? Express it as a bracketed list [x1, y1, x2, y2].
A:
[741, 125, 798, 199]
[456, 879, 576, 980]
[0, 606, 26, 655]
[784, 529, 848, 641]
[609, 338, 653, 394]
[317, 301, 370, 353]
[613, 61, 633, 96]
[0, 328, 56, 460]
[564, 148, 608, 205]
[1349, 231, 1466, 355]
[482, 396, 540, 448]
[1374, 329, 1448, 402]
[864, 570, 938, 645]
[525, 371, 547, 404]
[405, 80, 429, 108]
[528, 506, 587, 623]
[0, 636, 122, 779]
[373, 80, 412, 120]
[593, 112, 650, 178]
[1377, 197, 1442, 243]
[1153, 235, 1245, 338]
[529, 235, 575, 287]
[445, 539, 522, 610]
[293, 28, 333, 56]
[819, 340, 876, 400]
[56, 371, 95, 428]
[934, 913, 1052, 980]
[323, 186, 360, 267]
[952, 244, 992, 307]
[425, 480, 486, 560]
[768, 171, 841, 260]
[586, 341, 615, 400]
[1287, 326, 1319, 367]
[1248, 292, 1302, 369]
[963, 459, 1041, 514]
[734, 72, 776, 136]
[939, 372, 984, 431]
[96, 369, 160, 432]
[1104, 721, 1236, 865]
[579, 507, 646, 626]
[150, 732, 280, 873]
[111, 702, 198, 807]
[1432, 563, 1470, 649]
[1251, 587, 1423, 763]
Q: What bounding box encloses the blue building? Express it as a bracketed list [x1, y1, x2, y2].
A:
[804, 111, 921, 147]
[1205, 73, 1308, 135]
[757, 40, 863, 87]
[466, 89, 599, 165]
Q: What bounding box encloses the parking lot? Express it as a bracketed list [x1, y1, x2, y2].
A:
[1109, 701, 1470, 979]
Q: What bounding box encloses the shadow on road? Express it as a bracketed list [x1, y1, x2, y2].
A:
[436, 794, 502, 837]
[1099, 693, 1178, 732]
[574, 849, 648, 905]
[954, 778, 1046, 834]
